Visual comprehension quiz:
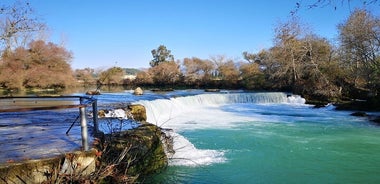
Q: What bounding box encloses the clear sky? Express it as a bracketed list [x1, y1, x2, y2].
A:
[10, 0, 380, 69]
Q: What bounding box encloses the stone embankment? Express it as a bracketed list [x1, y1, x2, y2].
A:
[0, 104, 172, 183]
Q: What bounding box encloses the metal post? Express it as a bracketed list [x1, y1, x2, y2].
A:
[80, 106, 89, 151]
[92, 99, 99, 134]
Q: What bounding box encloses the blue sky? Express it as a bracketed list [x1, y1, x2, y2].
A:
[13, 0, 380, 69]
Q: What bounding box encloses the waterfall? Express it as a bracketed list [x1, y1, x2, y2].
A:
[135, 92, 305, 125]
[164, 131, 226, 166]
[133, 92, 306, 166]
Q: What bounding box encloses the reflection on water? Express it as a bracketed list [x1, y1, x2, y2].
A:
[0, 85, 136, 97]
[0, 98, 77, 110]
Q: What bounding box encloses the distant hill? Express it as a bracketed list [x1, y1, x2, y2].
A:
[124, 68, 141, 75]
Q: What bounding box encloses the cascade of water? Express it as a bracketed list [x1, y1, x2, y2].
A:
[287, 95, 306, 104]
[135, 92, 305, 124]
[134, 92, 306, 166]
[165, 131, 226, 166]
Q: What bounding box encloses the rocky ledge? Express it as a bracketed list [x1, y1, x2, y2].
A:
[94, 123, 173, 183]
[0, 104, 174, 183]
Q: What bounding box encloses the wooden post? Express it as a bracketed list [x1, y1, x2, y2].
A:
[80, 106, 89, 151]
[92, 99, 99, 133]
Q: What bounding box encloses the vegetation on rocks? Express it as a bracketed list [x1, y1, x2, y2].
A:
[0, 123, 171, 183]
[93, 123, 169, 183]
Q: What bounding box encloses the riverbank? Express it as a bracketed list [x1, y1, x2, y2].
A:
[0, 100, 172, 183]
[306, 96, 380, 125]
[0, 123, 171, 183]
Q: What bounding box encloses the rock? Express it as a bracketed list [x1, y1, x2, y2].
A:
[127, 104, 147, 123]
[351, 111, 368, 117]
[97, 109, 107, 118]
[133, 87, 143, 95]
[86, 90, 100, 95]
[205, 89, 220, 92]
[151, 88, 174, 92]
[97, 124, 169, 177]
[373, 117, 380, 124]
[313, 104, 327, 108]
[335, 99, 380, 111]
[97, 104, 147, 122]
[0, 150, 97, 183]
[306, 100, 329, 108]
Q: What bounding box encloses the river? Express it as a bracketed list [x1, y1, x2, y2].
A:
[129, 90, 380, 183]
[2, 89, 380, 183]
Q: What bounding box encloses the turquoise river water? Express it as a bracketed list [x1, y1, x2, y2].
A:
[98, 90, 380, 183]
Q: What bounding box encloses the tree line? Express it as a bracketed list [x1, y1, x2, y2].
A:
[0, 1, 379, 104]
[0, 1, 74, 91]
[132, 9, 379, 103]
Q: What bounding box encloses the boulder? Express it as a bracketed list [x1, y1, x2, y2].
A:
[97, 124, 169, 177]
[133, 87, 143, 95]
[151, 88, 174, 92]
[205, 89, 220, 92]
[97, 109, 107, 118]
[351, 111, 368, 117]
[86, 90, 100, 95]
[127, 104, 147, 123]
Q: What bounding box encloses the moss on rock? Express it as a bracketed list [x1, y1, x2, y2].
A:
[97, 123, 168, 178]
[127, 104, 147, 123]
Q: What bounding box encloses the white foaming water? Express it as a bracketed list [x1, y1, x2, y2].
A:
[287, 95, 306, 104]
[136, 92, 305, 127]
[167, 131, 226, 166]
[102, 109, 128, 119]
[134, 92, 305, 166]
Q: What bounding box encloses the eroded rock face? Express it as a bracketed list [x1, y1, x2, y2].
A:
[96, 104, 146, 122]
[93, 104, 172, 181]
[0, 150, 97, 184]
[93, 103, 173, 182]
[127, 104, 147, 123]
[97, 123, 169, 177]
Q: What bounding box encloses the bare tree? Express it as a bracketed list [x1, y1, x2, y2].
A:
[74, 68, 96, 85]
[217, 60, 239, 82]
[270, 17, 304, 90]
[149, 61, 181, 85]
[0, 40, 75, 89]
[338, 8, 380, 94]
[0, 50, 25, 89]
[99, 67, 126, 85]
[242, 51, 262, 63]
[245, 17, 341, 99]
[182, 57, 215, 85]
[0, 1, 45, 54]
[292, 0, 379, 14]
[134, 70, 153, 85]
[210, 55, 239, 86]
[239, 61, 265, 89]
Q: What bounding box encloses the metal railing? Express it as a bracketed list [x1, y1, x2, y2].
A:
[0, 95, 98, 151]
